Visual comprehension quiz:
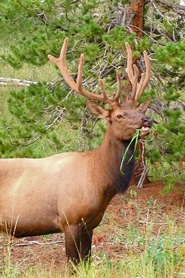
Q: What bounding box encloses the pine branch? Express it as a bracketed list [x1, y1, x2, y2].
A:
[21, 109, 64, 147]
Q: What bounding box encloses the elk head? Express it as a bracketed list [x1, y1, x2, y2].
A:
[48, 38, 153, 141]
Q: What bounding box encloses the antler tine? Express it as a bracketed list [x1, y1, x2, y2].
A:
[134, 73, 146, 101]
[135, 51, 151, 100]
[98, 79, 108, 101]
[77, 54, 113, 103]
[77, 54, 112, 104]
[77, 53, 84, 94]
[48, 38, 119, 106]
[48, 38, 78, 92]
[125, 42, 141, 101]
[125, 42, 134, 83]
[130, 64, 139, 100]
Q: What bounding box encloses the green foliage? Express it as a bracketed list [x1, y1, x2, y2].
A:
[156, 39, 185, 68]
[0, 83, 89, 157]
[103, 26, 135, 50]
[0, 0, 184, 186]
[145, 235, 185, 274]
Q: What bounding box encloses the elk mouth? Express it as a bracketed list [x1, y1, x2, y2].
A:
[139, 125, 151, 136]
[141, 126, 150, 132]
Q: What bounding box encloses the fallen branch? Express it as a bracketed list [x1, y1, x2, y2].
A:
[14, 240, 63, 247]
[0, 77, 38, 87]
[146, 0, 185, 12]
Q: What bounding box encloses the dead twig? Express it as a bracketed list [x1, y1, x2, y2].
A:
[13, 240, 63, 247]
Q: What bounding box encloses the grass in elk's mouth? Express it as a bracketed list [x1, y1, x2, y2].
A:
[120, 129, 140, 175]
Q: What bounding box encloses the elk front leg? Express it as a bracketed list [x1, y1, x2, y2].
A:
[64, 225, 93, 264]
[64, 225, 81, 264]
[80, 229, 93, 261]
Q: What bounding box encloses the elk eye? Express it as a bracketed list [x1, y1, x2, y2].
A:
[117, 114, 123, 119]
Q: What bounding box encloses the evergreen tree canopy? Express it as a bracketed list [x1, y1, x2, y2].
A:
[0, 0, 184, 186]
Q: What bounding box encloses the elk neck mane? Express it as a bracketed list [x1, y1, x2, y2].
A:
[88, 124, 136, 197]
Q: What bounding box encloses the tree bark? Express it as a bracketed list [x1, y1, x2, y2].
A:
[127, 0, 150, 186]
[130, 0, 145, 38]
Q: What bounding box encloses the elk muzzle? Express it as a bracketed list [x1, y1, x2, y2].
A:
[142, 116, 153, 127]
[140, 116, 153, 135]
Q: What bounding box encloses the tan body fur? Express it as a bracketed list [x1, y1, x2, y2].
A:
[0, 152, 106, 236]
[0, 127, 132, 238]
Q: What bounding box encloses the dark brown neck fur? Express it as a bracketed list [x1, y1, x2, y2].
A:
[91, 125, 135, 201]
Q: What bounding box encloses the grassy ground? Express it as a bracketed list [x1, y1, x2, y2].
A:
[0, 183, 184, 278]
[0, 62, 57, 83]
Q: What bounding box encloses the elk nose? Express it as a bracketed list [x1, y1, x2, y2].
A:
[142, 116, 153, 127]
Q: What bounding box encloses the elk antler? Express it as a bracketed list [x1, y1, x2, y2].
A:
[48, 38, 121, 106]
[125, 43, 151, 101]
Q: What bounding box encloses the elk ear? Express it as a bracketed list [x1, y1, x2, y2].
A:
[86, 101, 110, 119]
[137, 99, 150, 114]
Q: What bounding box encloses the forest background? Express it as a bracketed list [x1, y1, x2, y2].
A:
[0, 0, 185, 189]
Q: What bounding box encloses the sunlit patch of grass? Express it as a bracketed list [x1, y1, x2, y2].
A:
[0, 86, 11, 116]
[0, 61, 58, 83]
[0, 44, 58, 83]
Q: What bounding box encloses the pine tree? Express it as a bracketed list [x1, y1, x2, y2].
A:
[0, 0, 184, 186]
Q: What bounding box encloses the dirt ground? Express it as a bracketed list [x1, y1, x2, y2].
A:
[0, 182, 184, 270]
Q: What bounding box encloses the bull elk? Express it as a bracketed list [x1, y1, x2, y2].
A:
[0, 38, 153, 264]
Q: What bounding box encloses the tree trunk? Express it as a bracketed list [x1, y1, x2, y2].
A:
[130, 0, 145, 38]
[127, 0, 150, 186]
